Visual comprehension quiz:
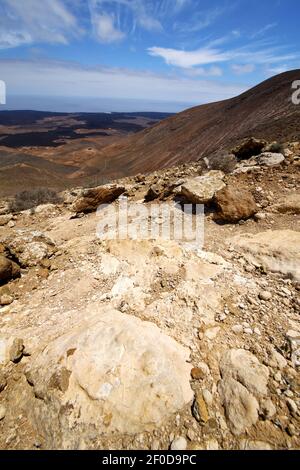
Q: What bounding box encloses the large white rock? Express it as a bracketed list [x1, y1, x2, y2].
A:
[232, 230, 300, 281]
[254, 152, 285, 166]
[25, 307, 193, 448]
[180, 171, 225, 204]
[4, 230, 56, 267]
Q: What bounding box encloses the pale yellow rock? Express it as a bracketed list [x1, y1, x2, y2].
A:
[218, 377, 259, 436]
[219, 349, 269, 396]
[271, 194, 300, 214]
[25, 306, 194, 448]
[232, 230, 300, 281]
[181, 171, 226, 204]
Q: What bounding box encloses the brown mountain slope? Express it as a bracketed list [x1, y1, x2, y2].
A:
[82, 70, 300, 180]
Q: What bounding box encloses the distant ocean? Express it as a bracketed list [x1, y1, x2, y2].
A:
[3, 95, 195, 113]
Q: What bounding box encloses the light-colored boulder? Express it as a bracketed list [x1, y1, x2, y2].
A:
[25, 307, 193, 448]
[254, 152, 285, 166]
[232, 230, 300, 281]
[0, 336, 24, 365]
[4, 230, 56, 267]
[239, 440, 273, 450]
[180, 171, 225, 204]
[218, 377, 259, 435]
[271, 194, 300, 215]
[0, 214, 13, 226]
[219, 349, 269, 396]
[34, 204, 58, 216]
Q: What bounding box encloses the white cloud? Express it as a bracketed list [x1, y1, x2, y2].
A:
[174, 6, 225, 33]
[0, 58, 247, 105]
[232, 64, 255, 75]
[88, 0, 163, 43]
[0, 0, 80, 49]
[148, 47, 230, 68]
[148, 43, 298, 70]
[184, 66, 223, 77]
[265, 64, 289, 76]
[251, 23, 277, 39]
[93, 13, 125, 42]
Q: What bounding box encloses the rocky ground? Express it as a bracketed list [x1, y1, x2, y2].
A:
[0, 138, 299, 450]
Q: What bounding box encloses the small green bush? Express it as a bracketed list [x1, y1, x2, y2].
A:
[264, 142, 285, 154]
[9, 188, 62, 212]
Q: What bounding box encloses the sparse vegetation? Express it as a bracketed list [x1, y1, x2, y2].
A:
[264, 142, 285, 153]
[9, 188, 62, 212]
[207, 152, 237, 174]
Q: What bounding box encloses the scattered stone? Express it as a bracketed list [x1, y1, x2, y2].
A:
[0, 371, 7, 392]
[286, 424, 296, 437]
[260, 398, 276, 420]
[239, 440, 272, 450]
[206, 439, 219, 450]
[254, 212, 267, 221]
[232, 325, 243, 334]
[170, 436, 187, 451]
[204, 326, 220, 340]
[244, 328, 253, 335]
[202, 389, 213, 407]
[0, 404, 6, 420]
[186, 429, 196, 441]
[192, 392, 209, 424]
[197, 362, 210, 377]
[191, 367, 205, 380]
[9, 338, 24, 363]
[0, 294, 14, 306]
[0, 214, 13, 226]
[0, 255, 20, 283]
[214, 186, 257, 223]
[259, 291, 272, 301]
[286, 398, 298, 414]
[267, 349, 287, 370]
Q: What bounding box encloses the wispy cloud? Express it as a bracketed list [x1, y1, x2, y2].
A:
[174, 6, 225, 33]
[0, 0, 80, 49]
[148, 42, 298, 70]
[148, 46, 231, 68]
[0, 58, 247, 105]
[184, 66, 223, 77]
[232, 64, 255, 75]
[88, 0, 163, 44]
[91, 12, 125, 42]
[251, 23, 278, 39]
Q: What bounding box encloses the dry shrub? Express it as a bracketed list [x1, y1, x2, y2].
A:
[9, 188, 62, 212]
[206, 152, 237, 174]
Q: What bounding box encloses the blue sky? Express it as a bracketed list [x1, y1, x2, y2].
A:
[0, 0, 299, 112]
